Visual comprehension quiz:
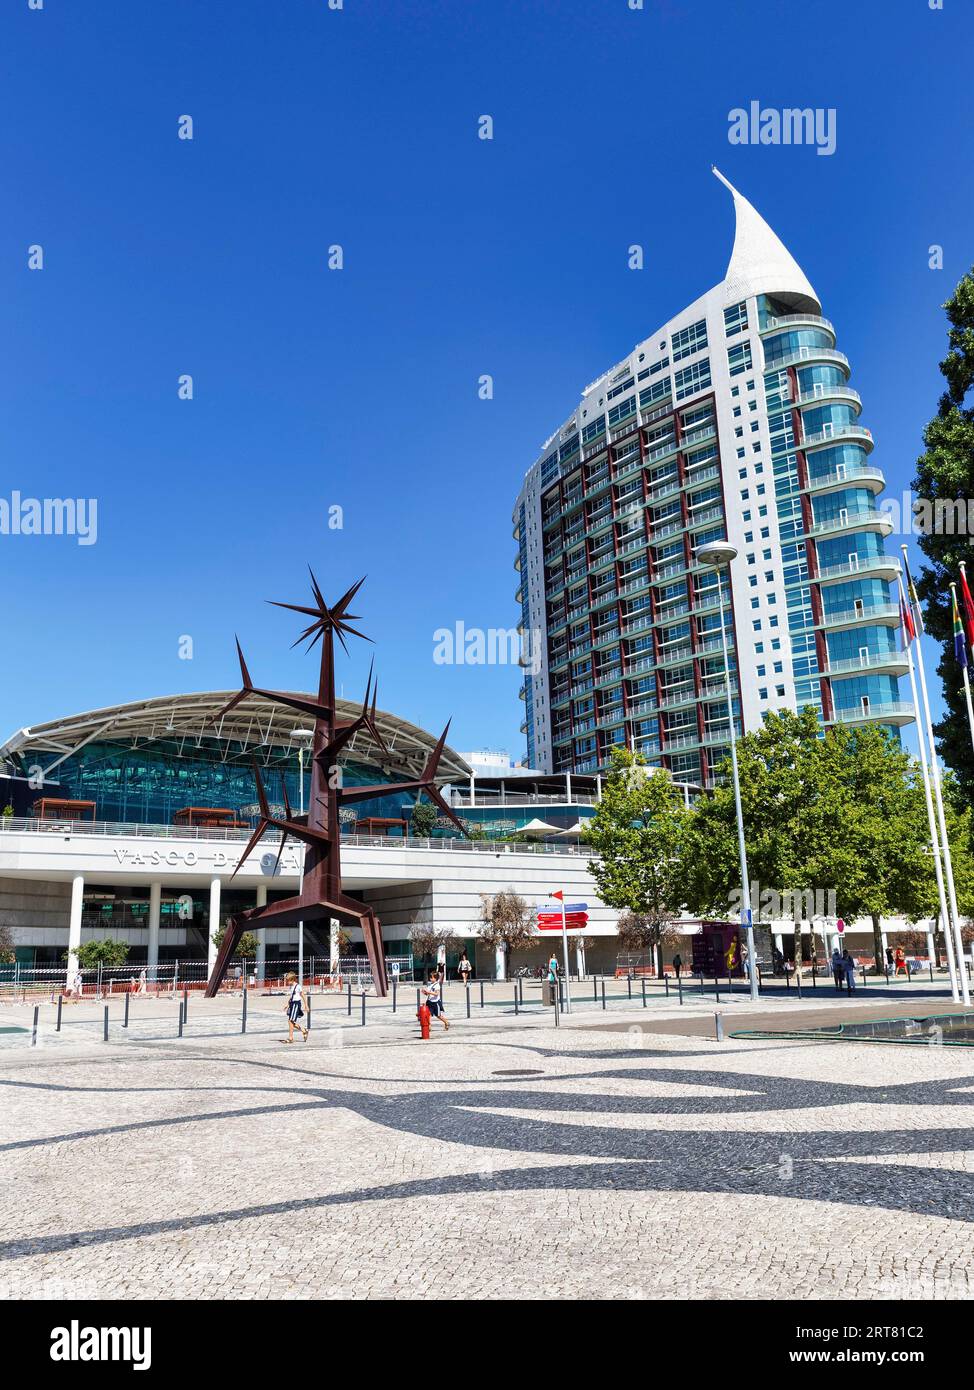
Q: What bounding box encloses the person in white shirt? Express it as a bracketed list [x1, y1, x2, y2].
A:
[421, 969, 449, 1031]
[283, 972, 309, 1043]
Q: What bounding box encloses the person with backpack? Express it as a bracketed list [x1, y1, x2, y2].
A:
[283, 972, 309, 1043]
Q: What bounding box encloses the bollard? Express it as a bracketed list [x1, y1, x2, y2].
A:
[56, 994, 63, 1033]
[714, 976, 720, 1003]
[518, 977, 524, 1005]
[307, 991, 312, 1030]
[812, 964, 817, 990]
[103, 1005, 109, 1043]
[553, 987, 560, 1028]
[465, 985, 471, 1020]
[929, 961, 934, 983]
[31, 1005, 39, 1048]
[558, 977, 565, 1011]
[183, 985, 188, 1019]
[480, 981, 485, 1010]
[392, 978, 397, 1014]
[241, 985, 248, 1035]
[416, 988, 421, 1016]
[124, 992, 130, 1029]
[885, 966, 890, 987]
[796, 971, 803, 999]
[715, 1012, 724, 1043]
[698, 972, 704, 995]
[862, 967, 867, 989]
[601, 979, 606, 1011]
[178, 1001, 184, 1038]
[664, 975, 669, 998]
[514, 986, 519, 1017]
[641, 978, 647, 1009]
[594, 974, 598, 1004]
[785, 969, 790, 991]
[678, 974, 683, 1006]
[361, 993, 366, 1027]
[627, 974, 632, 1000]
[347, 981, 353, 1015]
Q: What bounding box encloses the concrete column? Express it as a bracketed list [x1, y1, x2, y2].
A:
[880, 930, 889, 963]
[67, 874, 84, 978]
[208, 877, 221, 969]
[565, 772, 572, 804]
[495, 944, 506, 981]
[255, 884, 267, 981]
[774, 932, 783, 955]
[147, 881, 161, 974]
[329, 918, 340, 975]
[926, 930, 936, 966]
[468, 771, 476, 807]
[576, 940, 586, 976]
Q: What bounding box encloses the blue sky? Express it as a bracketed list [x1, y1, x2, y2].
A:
[1, 0, 971, 762]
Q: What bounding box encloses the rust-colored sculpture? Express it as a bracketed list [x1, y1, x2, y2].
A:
[203, 574, 466, 998]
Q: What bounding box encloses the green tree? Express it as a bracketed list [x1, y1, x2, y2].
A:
[682, 709, 825, 972]
[582, 748, 690, 974]
[912, 269, 974, 796]
[0, 923, 14, 964]
[410, 797, 438, 839]
[211, 925, 260, 959]
[66, 939, 130, 968]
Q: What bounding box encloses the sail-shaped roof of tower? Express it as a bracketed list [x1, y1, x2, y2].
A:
[712, 166, 820, 314]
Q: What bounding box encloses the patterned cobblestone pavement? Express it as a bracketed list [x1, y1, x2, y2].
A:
[1, 1007, 973, 1300]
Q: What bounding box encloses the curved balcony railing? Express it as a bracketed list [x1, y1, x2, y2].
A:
[819, 603, 900, 631]
[768, 346, 850, 375]
[762, 313, 835, 338]
[813, 555, 901, 584]
[826, 702, 914, 727]
[795, 385, 861, 410]
[809, 509, 892, 540]
[803, 463, 884, 494]
[801, 423, 873, 454]
[825, 651, 909, 678]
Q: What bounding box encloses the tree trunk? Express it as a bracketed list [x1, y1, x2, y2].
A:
[793, 918, 803, 980]
[871, 912, 884, 976]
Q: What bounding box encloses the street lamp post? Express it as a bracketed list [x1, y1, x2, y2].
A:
[293, 728, 315, 986]
[696, 541, 759, 1002]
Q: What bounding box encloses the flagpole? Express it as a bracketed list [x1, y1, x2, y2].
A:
[898, 574, 958, 1001]
[951, 579, 974, 756]
[903, 546, 970, 1006]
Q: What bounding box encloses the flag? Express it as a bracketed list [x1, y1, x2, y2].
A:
[550, 889, 564, 901]
[960, 565, 974, 649]
[901, 549, 925, 633]
[952, 587, 968, 668]
[900, 596, 916, 647]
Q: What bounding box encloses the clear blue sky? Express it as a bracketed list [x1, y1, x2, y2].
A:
[1, 0, 971, 762]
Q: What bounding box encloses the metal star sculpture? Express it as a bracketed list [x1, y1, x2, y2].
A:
[203, 573, 467, 998]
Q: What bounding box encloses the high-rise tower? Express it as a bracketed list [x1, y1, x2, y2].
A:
[514, 169, 909, 781]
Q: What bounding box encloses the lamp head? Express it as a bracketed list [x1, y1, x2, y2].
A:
[696, 541, 739, 569]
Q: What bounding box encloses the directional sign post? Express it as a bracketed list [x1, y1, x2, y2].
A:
[539, 894, 589, 1016]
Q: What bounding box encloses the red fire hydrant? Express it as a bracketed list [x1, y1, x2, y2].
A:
[417, 1004, 431, 1040]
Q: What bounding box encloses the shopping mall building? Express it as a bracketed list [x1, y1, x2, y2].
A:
[0, 691, 630, 980]
[0, 690, 927, 980]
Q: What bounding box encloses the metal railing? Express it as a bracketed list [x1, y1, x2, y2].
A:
[0, 817, 594, 856]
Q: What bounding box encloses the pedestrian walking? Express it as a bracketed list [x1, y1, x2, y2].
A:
[672, 952, 682, 980]
[894, 946, 908, 977]
[137, 968, 148, 996]
[457, 950, 472, 986]
[831, 947, 844, 993]
[421, 968, 449, 1031]
[842, 948, 857, 995]
[283, 972, 309, 1043]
